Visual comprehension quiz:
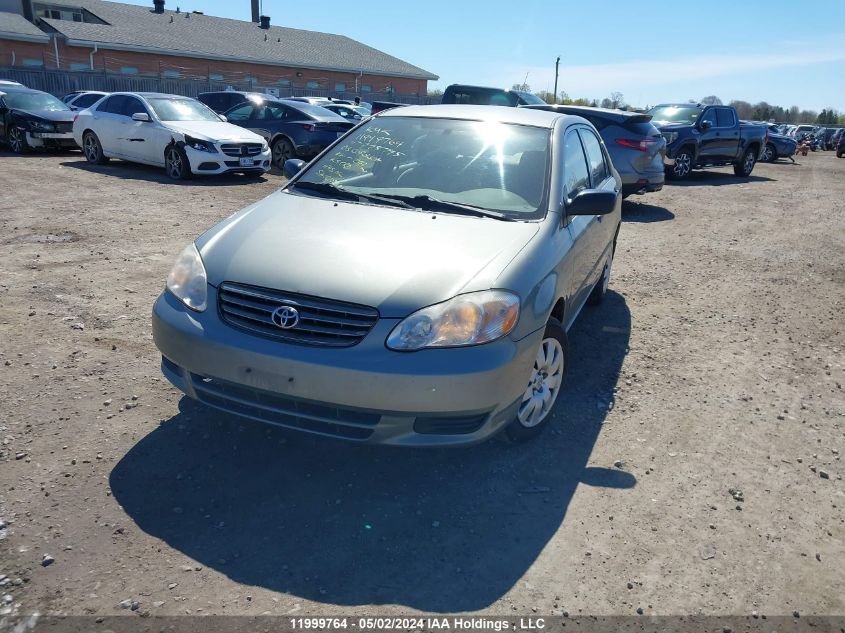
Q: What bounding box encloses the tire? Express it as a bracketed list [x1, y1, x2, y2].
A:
[164, 145, 192, 180]
[837, 150, 843, 158]
[666, 147, 693, 180]
[734, 146, 757, 177]
[587, 245, 614, 306]
[503, 319, 568, 443]
[8, 126, 29, 154]
[761, 143, 776, 163]
[82, 131, 108, 164]
[271, 137, 295, 168]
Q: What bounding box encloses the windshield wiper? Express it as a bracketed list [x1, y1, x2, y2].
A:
[290, 182, 414, 208]
[289, 181, 360, 201]
[374, 194, 515, 221]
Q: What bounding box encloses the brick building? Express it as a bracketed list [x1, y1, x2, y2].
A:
[0, 0, 437, 98]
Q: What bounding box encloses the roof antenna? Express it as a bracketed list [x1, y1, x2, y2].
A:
[169, 14, 173, 22]
[264, 33, 268, 41]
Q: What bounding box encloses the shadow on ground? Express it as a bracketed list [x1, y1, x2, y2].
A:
[622, 199, 675, 223]
[111, 291, 633, 612]
[667, 170, 775, 187]
[60, 157, 275, 186]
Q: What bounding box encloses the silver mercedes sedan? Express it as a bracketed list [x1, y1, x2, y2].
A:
[152, 104, 622, 446]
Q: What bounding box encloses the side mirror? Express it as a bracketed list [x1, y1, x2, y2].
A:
[218, 115, 228, 122]
[132, 112, 150, 122]
[699, 119, 712, 130]
[283, 158, 306, 179]
[565, 189, 617, 216]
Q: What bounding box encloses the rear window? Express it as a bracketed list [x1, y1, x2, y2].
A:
[623, 121, 659, 135]
[444, 87, 518, 107]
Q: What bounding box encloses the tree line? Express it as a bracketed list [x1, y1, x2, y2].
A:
[428, 86, 844, 125]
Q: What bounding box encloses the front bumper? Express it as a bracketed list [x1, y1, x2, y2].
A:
[152, 288, 543, 446]
[185, 146, 272, 175]
[27, 131, 77, 148]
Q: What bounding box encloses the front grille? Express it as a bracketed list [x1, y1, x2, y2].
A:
[55, 122, 72, 133]
[218, 282, 379, 348]
[190, 373, 378, 440]
[220, 143, 263, 157]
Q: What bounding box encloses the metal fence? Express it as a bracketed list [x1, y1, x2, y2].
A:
[0, 66, 434, 104]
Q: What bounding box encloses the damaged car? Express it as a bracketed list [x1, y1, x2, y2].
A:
[72, 92, 271, 179]
[1, 86, 77, 153]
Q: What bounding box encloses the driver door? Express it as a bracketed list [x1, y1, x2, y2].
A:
[696, 107, 720, 161]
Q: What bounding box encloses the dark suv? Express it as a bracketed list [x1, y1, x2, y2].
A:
[837, 130, 845, 158]
[441, 84, 546, 107]
[197, 91, 266, 114]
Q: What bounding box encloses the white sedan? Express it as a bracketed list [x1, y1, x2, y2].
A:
[73, 91, 272, 179]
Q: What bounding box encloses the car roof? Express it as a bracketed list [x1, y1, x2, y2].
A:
[0, 86, 46, 95]
[522, 103, 652, 123]
[653, 103, 706, 109]
[109, 92, 197, 100]
[378, 104, 576, 129]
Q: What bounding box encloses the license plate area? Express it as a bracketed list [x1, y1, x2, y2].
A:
[239, 157, 254, 167]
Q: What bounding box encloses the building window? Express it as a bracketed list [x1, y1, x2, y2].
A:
[361, 84, 372, 93]
[244, 76, 257, 83]
[306, 80, 320, 89]
[334, 82, 346, 93]
[36, 5, 84, 22]
[277, 79, 290, 86]
[162, 70, 181, 78]
[209, 73, 224, 81]
[120, 66, 139, 75]
[70, 62, 90, 71]
[22, 58, 44, 67]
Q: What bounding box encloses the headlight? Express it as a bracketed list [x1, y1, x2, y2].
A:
[184, 135, 216, 153]
[386, 290, 519, 351]
[664, 132, 678, 145]
[28, 120, 55, 132]
[166, 243, 207, 311]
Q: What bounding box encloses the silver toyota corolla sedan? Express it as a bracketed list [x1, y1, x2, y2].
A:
[152, 104, 622, 446]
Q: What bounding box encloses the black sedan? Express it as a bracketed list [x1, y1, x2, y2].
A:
[223, 98, 354, 167]
[0, 87, 77, 153]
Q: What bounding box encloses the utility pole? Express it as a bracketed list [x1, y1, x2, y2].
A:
[553, 56, 560, 104]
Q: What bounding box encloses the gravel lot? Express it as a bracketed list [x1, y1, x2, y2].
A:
[0, 149, 843, 618]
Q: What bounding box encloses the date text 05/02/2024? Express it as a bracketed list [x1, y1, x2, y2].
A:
[290, 618, 547, 631]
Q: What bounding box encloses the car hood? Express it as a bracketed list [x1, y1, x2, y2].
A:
[163, 120, 264, 143]
[15, 109, 75, 123]
[197, 190, 540, 317]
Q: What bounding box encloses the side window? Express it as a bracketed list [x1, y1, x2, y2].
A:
[701, 108, 717, 127]
[716, 107, 735, 128]
[579, 129, 610, 186]
[122, 97, 147, 118]
[98, 95, 126, 114]
[283, 107, 309, 121]
[563, 130, 590, 199]
[224, 103, 254, 122]
[76, 93, 102, 108]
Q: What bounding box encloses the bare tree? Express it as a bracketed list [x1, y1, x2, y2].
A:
[609, 92, 625, 109]
[701, 95, 722, 105]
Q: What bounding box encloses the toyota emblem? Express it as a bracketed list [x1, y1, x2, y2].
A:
[271, 306, 300, 329]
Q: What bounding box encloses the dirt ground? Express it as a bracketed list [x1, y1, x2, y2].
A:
[0, 149, 843, 620]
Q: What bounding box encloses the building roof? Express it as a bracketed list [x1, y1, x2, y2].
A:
[0, 10, 50, 42]
[36, 0, 438, 81]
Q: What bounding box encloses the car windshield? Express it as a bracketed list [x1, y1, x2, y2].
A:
[292, 116, 551, 219]
[5, 91, 69, 112]
[514, 91, 546, 105]
[647, 105, 701, 124]
[147, 98, 220, 121]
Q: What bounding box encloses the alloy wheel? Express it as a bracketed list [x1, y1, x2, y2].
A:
[9, 127, 23, 153]
[272, 140, 293, 166]
[83, 134, 99, 162]
[744, 151, 756, 172]
[517, 337, 564, 427]
[762, 145, 774, 162]
[673, 153, 691, 178]
[166, 148, 183, 179]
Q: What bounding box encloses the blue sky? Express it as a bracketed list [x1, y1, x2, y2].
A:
[122, 0, 844, 111]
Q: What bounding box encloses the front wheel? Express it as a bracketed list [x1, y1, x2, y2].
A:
[666, 148, 693, 180]
[8, 126, 29, 154]
[271, 137, 295, 168]
[164, 146, 192, 180]
[734, 146, 757, 177]
[503, 319, 568, 443]
[760, 143, 776, 163]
